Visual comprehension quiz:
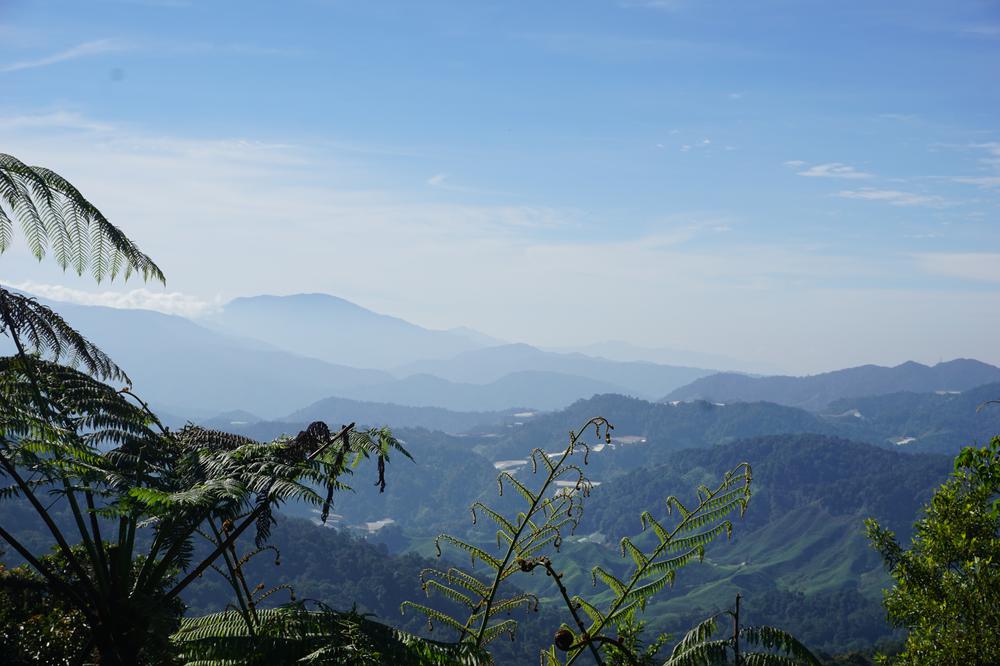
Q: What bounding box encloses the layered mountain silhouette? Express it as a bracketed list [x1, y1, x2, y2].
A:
[395, 342, 712, 399]
[207, 293, 489, 369]
[665, 359, 1000, 411]
[14, 299, 390, 419]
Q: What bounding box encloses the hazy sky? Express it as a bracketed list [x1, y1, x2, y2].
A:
[1, 0, 998, 373]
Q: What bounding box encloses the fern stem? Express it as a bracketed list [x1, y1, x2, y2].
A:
[0, 522, 93, 617]
[540, 557, 606, 666]
[473, 419, 603, 650]
[566, 463, 750, 666]
[208, 517, 258, 636]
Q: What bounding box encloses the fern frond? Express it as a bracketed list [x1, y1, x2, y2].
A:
[422, 579, 477, 609]
[399, 602, 475, 639]
[662, 638, 731, 666]
[0, 153, 164, 283]
[742, 625, 822, 665]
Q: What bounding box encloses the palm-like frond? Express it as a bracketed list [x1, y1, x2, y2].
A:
[663, 609, 821, 666]
[173, 605, 491, 666]
[741, 625, 822, 666]
[0, 153, 164, 283]
[0, 288, 128, 382]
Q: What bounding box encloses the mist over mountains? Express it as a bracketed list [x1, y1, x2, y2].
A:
[206, 293, 488, 369]
[6, 286, 1000, 661]
[11, 289, 1000, 427]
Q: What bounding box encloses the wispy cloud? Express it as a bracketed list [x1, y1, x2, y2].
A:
[914, 253, 1000, 283]
[1, 39, 125, 73]
[953, 176, 1000, 189]
[427, 173, 450, 188]
[425, 172, 514, 197]
[0, 111, 114, 132]
[6, 281, 219, 318]
[3, 108, 997, 372]
[836, 188, 946, 207]
[795, 162, 874, 179]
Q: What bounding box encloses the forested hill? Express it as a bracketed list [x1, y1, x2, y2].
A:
[540, 435, 953, 655]
[823, 381, 1000, 454]
[664, 358, 1000, 411]
[482, 393, 832, 463]
[583, 434, 950, 538]
[477, 388, 1000, 471]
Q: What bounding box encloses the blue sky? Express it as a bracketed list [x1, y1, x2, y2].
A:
[1, 0, 998, 372]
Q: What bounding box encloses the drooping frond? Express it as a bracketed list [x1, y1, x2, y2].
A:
[741, 625, 822, 665]
[0, 153, 164, 283]
[663, 602, 821, 666]
[173, 604, 491, 665]
[661, 638, 732, 666]
[667, 615, 720, 661]
[0, 288, 128, 382]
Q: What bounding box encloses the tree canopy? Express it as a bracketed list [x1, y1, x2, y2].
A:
[866, 436, 1000, 665]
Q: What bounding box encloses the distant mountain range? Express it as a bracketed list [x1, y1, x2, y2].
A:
[5, 291, 723, 416]
[266, 396, 526, 435]
[12, 289, 1000, 424]
[206, 293, 490, 369]
[327, 370, 630, 412]
[394, 343, 712, 399]
[482, 386, 1000, 467]
[664, 359, 1000, 411]
[11, 299, 390, 419]
[551, 340, 770, 374]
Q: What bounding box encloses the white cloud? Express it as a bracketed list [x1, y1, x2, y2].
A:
[915, 253, 1000, 283]
[783, 160, 807, 168]
[796, 162, 874, 179]
[5, 282, 219, 318]
[3, 109, 998, 373]
[836, 188, 946, 207]
[427, 173, 449, 188]
[1, 39, 125, 73]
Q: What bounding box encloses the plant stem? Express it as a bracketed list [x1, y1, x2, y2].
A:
[541, 557, 606, 666]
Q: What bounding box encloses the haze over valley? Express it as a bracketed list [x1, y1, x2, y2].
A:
[2, 1, 998, 663]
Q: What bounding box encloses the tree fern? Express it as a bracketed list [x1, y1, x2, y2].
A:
[1, 360, 408, 664]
